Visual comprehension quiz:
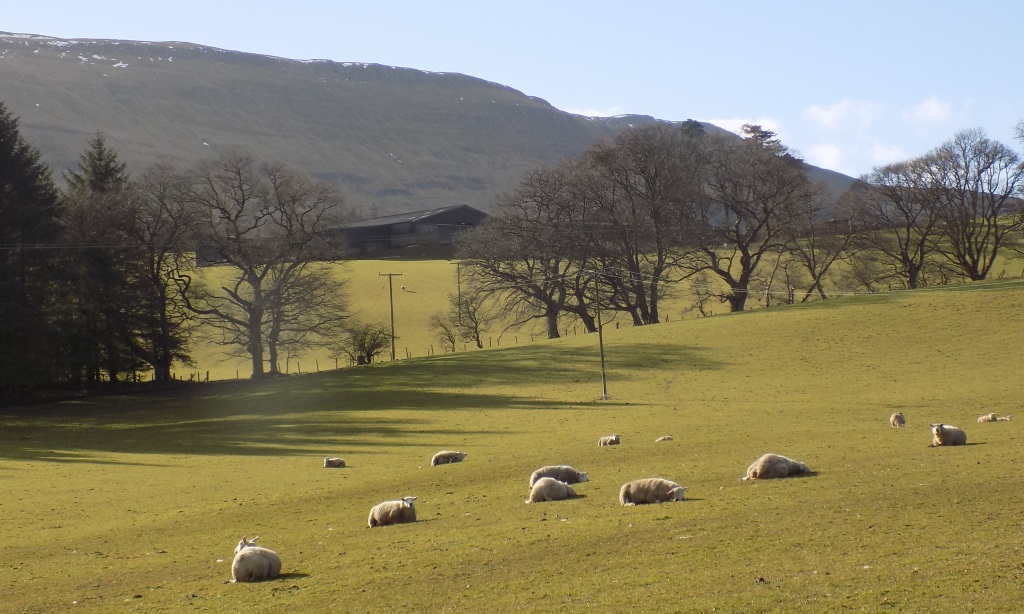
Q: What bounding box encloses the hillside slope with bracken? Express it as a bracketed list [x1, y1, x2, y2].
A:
[0, 32, 854, 216]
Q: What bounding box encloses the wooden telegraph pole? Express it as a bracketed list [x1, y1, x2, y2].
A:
[379, 272, 402, 361]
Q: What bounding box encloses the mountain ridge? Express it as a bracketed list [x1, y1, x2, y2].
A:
[0, 32, 854, 216]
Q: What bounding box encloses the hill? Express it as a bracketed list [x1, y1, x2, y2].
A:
[0, 32, 854, 216]
[2, 279, 1022, 611]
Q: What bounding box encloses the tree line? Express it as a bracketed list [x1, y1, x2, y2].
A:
[0, 101, 360, 402]
[3, 96, 1023, 399]
[442, 120, 1024, 344]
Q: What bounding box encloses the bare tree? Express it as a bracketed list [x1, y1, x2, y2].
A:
[186, 154, 347, 378]
[845, 157, 944, 290]
[928, 128, 1024, 280]
[120, 162, 201, 383]
[583, 122, 702, 324]
[338, 322, 391, 365]
[680, 125, 820, 311]
[429, 312, 458, 353]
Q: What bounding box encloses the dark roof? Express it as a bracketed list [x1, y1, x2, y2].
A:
[344, 204, 485, 229]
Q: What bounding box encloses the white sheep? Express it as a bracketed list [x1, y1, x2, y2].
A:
[231, 536, 281, 583]
[529, 465, 589, 487]
[977, 413, 1012, 423]
[431, 450, 467, 466]
[930, 423, 967, 446]
[597, 434, 621, 447]
[655, 435, 674, 442]
[323, 457, 346, 468]
[619, 477, 686, 506]
[368, 496, 417, 527]
[742, 453, 812, 480]
[525, 477, 577, 503]
[889, 412, 905, 428]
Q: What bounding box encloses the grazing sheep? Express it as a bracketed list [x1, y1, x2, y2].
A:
[231, 536, 281, 583]
[525, 477, 577, 503]
[323, 457, 346, 468]
[742, 453, 812, 481]
[930, 423, 967, 446]
[619, 478, 686, 506]
[529, 465, 589, 487]
[368, 496, 417, 527]
[890, 412, 905, 428]
[655, 435, 674, 442]
[431, 450, 467, 466]
[977, 413, 1012, 423]
[598, 434, 621, 447]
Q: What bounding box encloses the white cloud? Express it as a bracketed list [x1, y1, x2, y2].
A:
[804, 99, 881, 129]
[563, 105, 625, 118]
[807, 144, 843, 171]
[903, 97, 952, 125]
[702, 117, 781, 137]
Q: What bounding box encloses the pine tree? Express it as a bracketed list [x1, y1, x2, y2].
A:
[0, 100, 63, 400]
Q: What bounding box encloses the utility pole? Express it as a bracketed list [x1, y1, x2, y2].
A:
[450, 260, 462, 325]
[379, 272, 402, 361]
[589, 270, 609, 400]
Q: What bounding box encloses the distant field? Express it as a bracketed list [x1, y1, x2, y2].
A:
[3, 277, 1023, 612]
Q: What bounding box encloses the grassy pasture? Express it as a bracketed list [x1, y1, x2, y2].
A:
[3, 278, 1024, 612]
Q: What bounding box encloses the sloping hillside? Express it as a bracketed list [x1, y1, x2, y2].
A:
[0, 32, 853, 216]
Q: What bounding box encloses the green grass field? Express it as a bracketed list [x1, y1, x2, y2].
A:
[3, 274, 1024, 612]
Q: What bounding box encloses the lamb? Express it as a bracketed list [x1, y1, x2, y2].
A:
[323, 457, 346, 468]
[431, 450, 467, 466]
[977, 413, 1012, 423]
[525, 477, 577, 503]
[742, 453, 812, 480]
[655, 435, 674, 442]
[529, 465, 589, 487]
[889, 412, 906, 428]
[367, 496, 417, 527]
[618, 477, 686, 506]
[231, 536, 281, 583]
[930, 423, 967, 446]
[597, 434, 621, 446]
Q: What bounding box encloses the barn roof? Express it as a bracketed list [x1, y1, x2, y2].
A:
[343, 204, 486, 228]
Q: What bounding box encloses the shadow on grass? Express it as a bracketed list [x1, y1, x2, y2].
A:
[0, 341, 720, 461]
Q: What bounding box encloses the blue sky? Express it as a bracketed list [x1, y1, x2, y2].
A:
[6, 1, 1023, 178]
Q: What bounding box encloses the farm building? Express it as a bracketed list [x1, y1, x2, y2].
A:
[335, 205, 488, 255]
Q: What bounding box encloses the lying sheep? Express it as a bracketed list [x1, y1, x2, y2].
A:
[889, 412, 905, 428]
[598, 434, 621, 446]
[619, 477, 687, 506]
[368, 496, 417, 527]
[655, 435, 674, 442]
[977, 413, 1012, 423]
[431, 450, 467, 466]
[323, 457, 346, 468]
[231, 536, 281, 583]
[742, 453, 812, 480]
[529, 465, 589, 487]
[525, 477, 577, 503]
[930, 423, 967, 446]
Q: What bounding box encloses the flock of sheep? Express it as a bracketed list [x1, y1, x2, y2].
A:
[230, 412, 1011, 582]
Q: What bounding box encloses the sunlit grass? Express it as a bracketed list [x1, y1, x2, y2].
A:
[3, 278, 1024, 611]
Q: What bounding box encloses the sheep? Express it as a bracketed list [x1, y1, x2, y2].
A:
[597, 434, 621, 446]
[231, 536, 281, 583]
[367, 496, 417, 527]
[977, 413, 1012, 423]
[323, 457, 346, 468]
[529, 465, 589, 487]
[431, 450, 467, 466]
[655, 435, 674, 442]
[741, 453, 812, 480]
[930, 423, 967, 446]
[618, 478, 686, 506]
[525, 477, 577, 503]
[889, 412, 905, 428]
